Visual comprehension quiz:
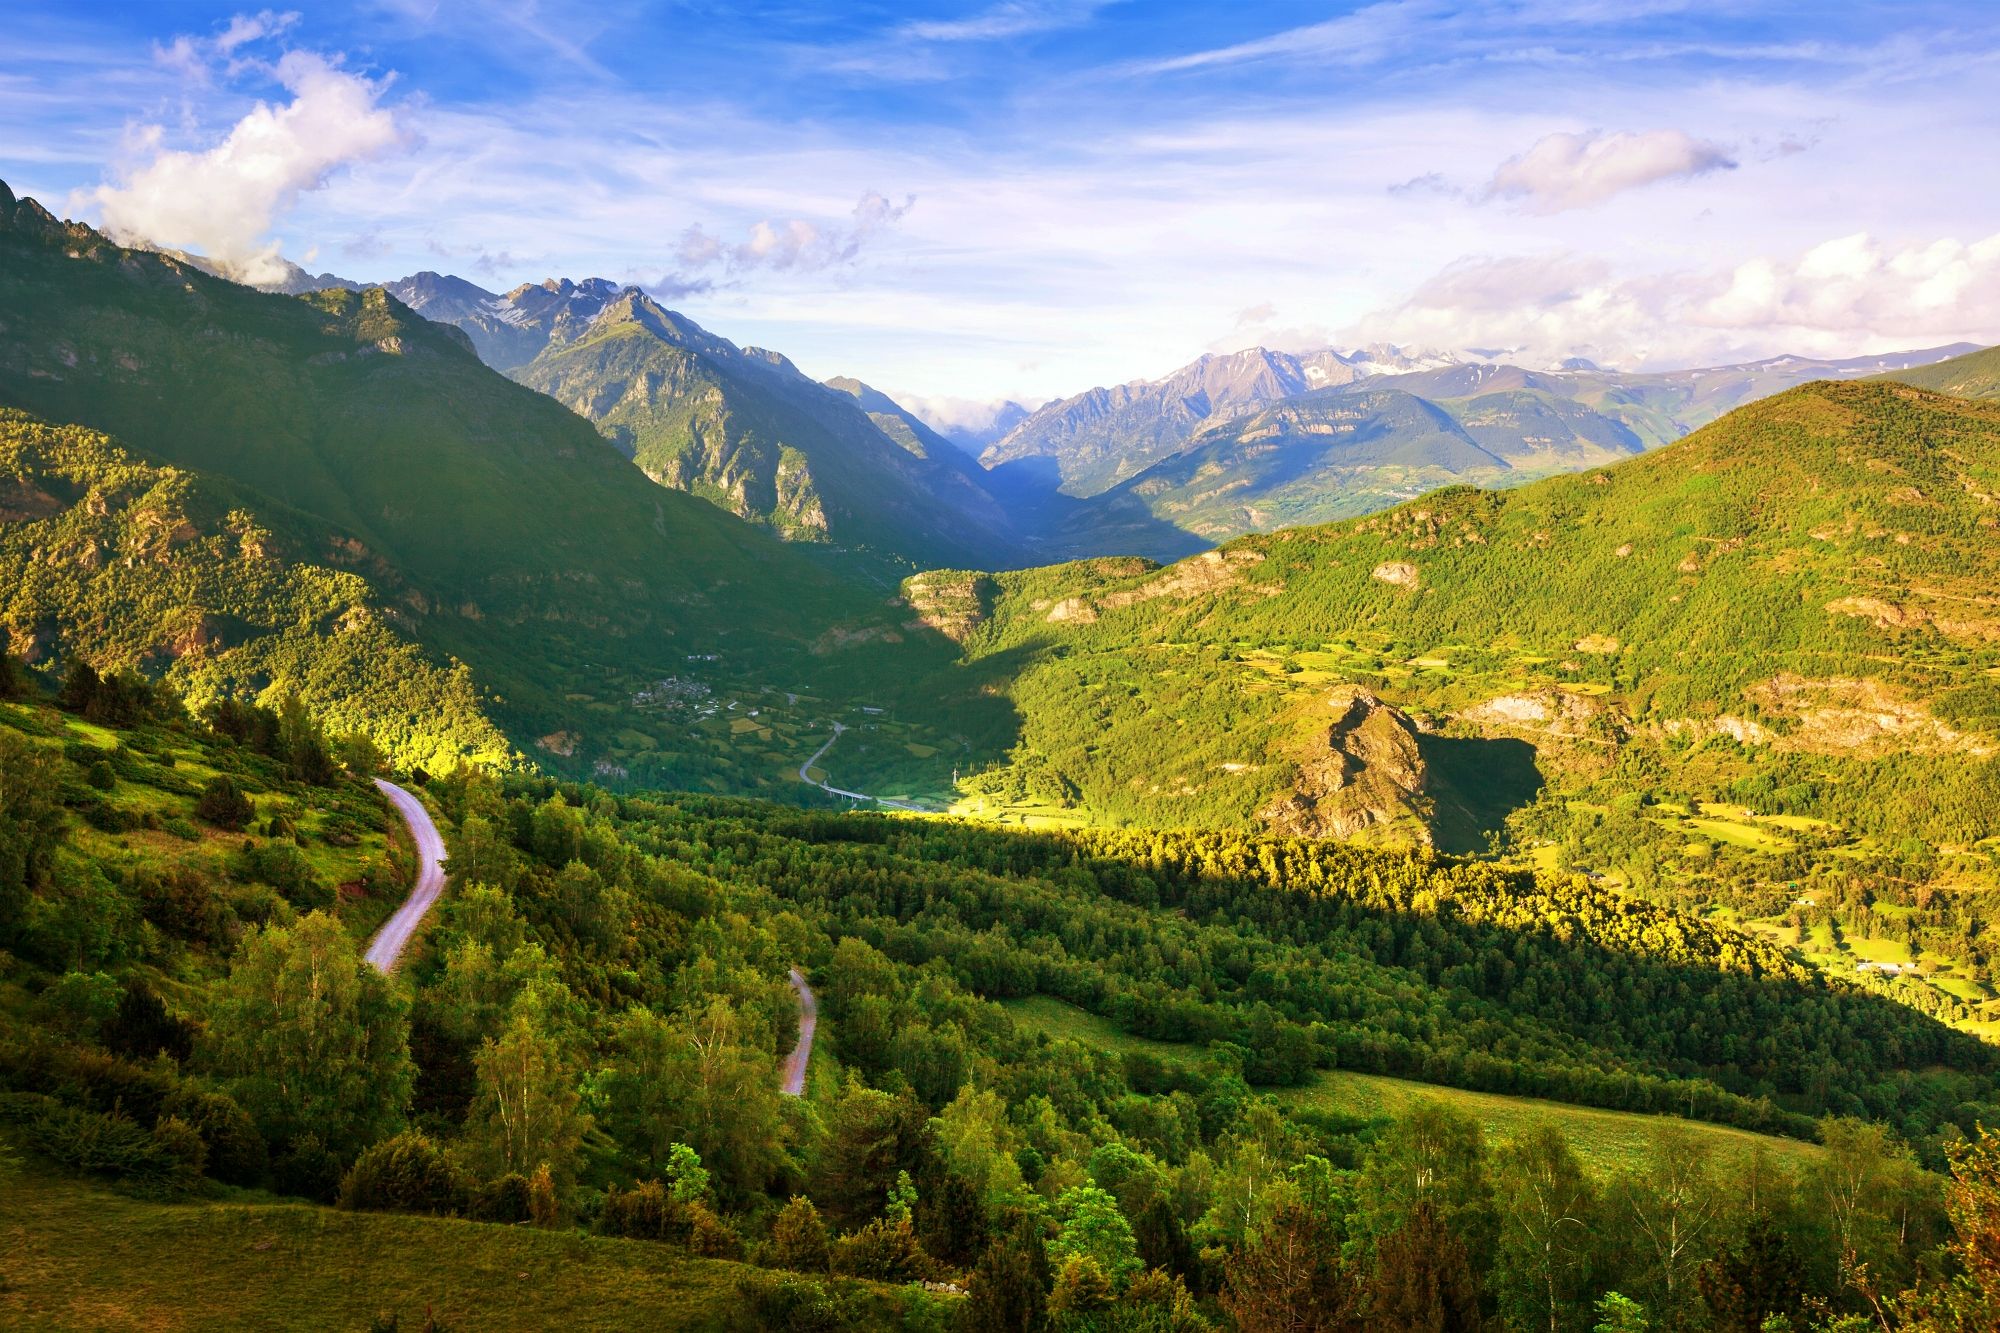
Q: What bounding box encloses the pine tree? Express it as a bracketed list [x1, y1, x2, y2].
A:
[1696, 1215, 1803, 1331]
[1133, 1193, 1200, 1293]
[1222, 1201, 1359, 1333]
[768, 1195, 831, 1273]
[963, 1217, 1051, 1333]
[1368, 1201, 1482, 1333]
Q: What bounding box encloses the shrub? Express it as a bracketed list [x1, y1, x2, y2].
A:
[339, 1131, 466, 1216]
[600, 1179, 683, 1240]
[735, 1274, 855, 1333]
[79, 798, 136, 833]
[162, 1086, 267, 1186]
[151, 1114, 209, 1178]
[133, 861, 229, 944]
[234, 841, 332, 912]
[17, 1095, 199, 1192]
[85, 760, 117, 791]
[273, 1132, 343, 1202]
[103, 980, 197, 1063]
[6, 1042, 176, 1126]
[831, 1218, 934, 1283]
[46, 970, 121, 1038]
[527, 1162, 559, 1227]
[471, 1173, 534, 1223]
[162, 817, 201, 843]
[195, 776, 255, 831]
[686, 1201, 743, 1259]
[769, 1195, 833, 1273]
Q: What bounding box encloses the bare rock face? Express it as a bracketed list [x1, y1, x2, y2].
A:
[1258, 686, 1433, 846]
[901, 571, 995, 645]
[1372, 560, 1419, 588]
[1459, 689, 1615, 742]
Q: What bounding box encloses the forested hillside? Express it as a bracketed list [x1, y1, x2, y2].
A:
[923, 380, 2000, 1031]
[0, 410, 512, 772]
[6, 661, 2000, 1329]
[0, 180, 963, 785]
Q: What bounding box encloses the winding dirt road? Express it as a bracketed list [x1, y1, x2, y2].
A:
[364, 778, 449, 974]
[781, 968, 817, 1096]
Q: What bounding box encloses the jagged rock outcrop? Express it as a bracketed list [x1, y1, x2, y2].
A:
[1258, 686, 1433, 846]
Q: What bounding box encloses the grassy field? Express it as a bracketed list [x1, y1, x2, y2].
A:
[2, 1162, 925, 1332]
[1276, 1071, 1821, 1177]
[1003, 995, 1823, 1177]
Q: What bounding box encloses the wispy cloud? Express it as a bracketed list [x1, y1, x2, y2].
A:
[1129, 0, 1436, 75]
[12, 1, 1998, 403]
[1484, 128, 1736, 212]
[154, 9, 302, 81]
[896, 1, 1116, 43]
[676, 191, 915, 275]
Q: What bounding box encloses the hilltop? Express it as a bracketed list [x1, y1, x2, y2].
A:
[918, 380, 2000, 1022]
[1875, 341, 2000, 399]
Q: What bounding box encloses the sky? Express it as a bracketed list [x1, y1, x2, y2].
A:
[4, 1, 2000, 420]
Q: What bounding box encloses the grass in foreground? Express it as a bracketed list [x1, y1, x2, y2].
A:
[2, 1162, 903, 1332]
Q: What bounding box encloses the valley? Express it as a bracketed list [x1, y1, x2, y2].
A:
[1, 34, 1999, 1320]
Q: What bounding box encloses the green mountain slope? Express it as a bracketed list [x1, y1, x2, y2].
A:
[933, 378, 2000, 841]
[1874, 342, 2000, 399]
[0, 180, 927, 779]
[0, 410, 510, 770]
[915, 378, 2000, 1028]
[509, 291, 1026, 570]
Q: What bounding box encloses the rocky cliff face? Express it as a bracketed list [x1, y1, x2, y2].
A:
[1258, 686, 1433, 846]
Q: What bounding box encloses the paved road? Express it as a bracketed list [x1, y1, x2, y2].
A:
[798, 723, 928, 812]
[364, 778, 449, 974]
[781, 968, 816, 1096]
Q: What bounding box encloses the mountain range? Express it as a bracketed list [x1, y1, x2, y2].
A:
[232, 253, 1981, 569]
[972, 341, 1980, 557]
[7, 170, 2000, 1126]
[976, 344, 1454, 495]
[0, 179, 941, 780]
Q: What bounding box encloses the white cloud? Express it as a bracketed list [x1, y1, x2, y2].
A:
[1698, 232, 2000, 337]
[890, 391, 1031, 440]
[1349, 232, 2000, 369]
[1484, 128, 1735, 213]
[676, 191, 914, 274]
[82, 50, 403, 286]
[216, 10, 301, 56]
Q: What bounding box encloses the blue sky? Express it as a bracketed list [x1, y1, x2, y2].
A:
[5, 2, 1999, 416]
